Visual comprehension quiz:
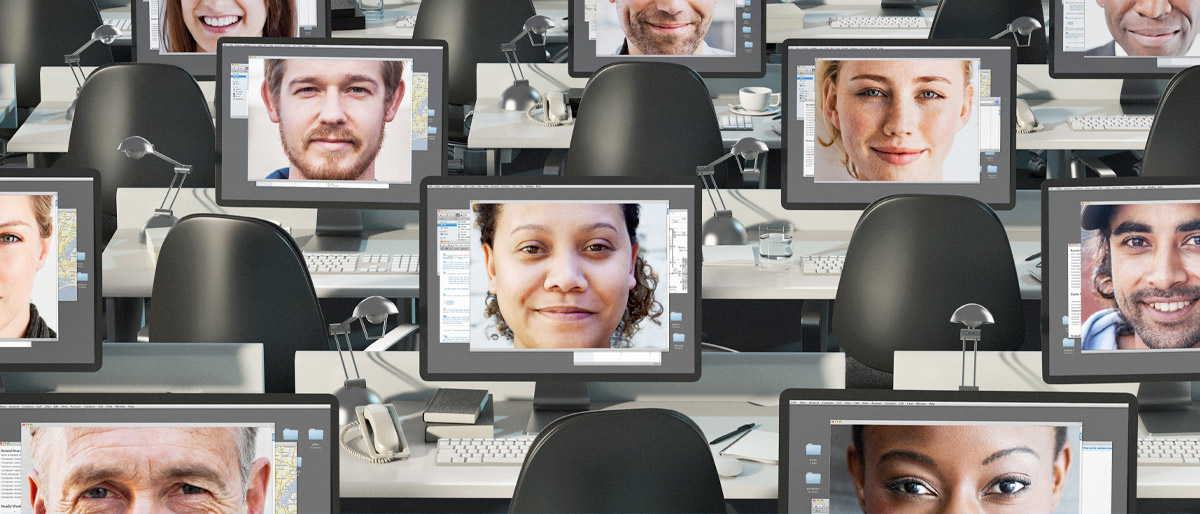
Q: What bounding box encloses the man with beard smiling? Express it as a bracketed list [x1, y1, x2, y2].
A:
[1086, 0, 1200, 56]
[260, 58, 405, 181]
[608, 0, 733, 56]
[1081, 203, 1200, 350]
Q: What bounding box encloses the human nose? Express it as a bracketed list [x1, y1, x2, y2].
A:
[1147, 246, 1189, 291]
[127, 495, 168, 514]
[650, 0, 688, 15]
[318, 89, 348, 126]
[938, 491, 983, 514]
[1133, 0, 1172, 18]
[543, 252, 588, 292]
[882, 98, 918, 137]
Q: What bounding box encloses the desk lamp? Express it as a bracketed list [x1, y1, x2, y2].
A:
[991, 16, 1042, 47]
[65, 24, 122, 120]
[951, 303, 994, 391]
[499, 15, 557, 111]
[696, 137, 768, 245]
[117, 136, 192, 244]
[330, 296, 400, 425]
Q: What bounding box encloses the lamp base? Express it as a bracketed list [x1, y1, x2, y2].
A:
[499, 80, 542, 111]
[335, 378, 383, 426]
[140, 210, 178, 245]
[702, 211, 747, 245]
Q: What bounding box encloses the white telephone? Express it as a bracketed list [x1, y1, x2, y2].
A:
[339, 403, 410, 463]
[527, 90, 573, 126]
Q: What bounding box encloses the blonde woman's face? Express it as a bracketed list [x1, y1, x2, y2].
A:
[181, 0, 269, 53]
[0, 196, 50, 338]
[823, 60, 972, 181]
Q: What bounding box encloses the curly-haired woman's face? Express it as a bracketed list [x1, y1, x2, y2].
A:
[483, 203, 638, 349]
[181, 0, 269, 53]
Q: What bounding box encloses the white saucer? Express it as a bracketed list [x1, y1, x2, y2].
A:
[728, 104, 781, 116]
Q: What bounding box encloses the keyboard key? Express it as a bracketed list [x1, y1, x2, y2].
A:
[302, 252, 419, 275]
[435, 437, 533, 466]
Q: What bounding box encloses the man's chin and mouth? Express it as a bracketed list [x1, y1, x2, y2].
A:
[1127, 298, 1200, 348]
[1124, 28, 1186, 54]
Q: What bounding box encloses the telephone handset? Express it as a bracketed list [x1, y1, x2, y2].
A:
[527, 90, 573, 126]
[339, 403, 410, 463]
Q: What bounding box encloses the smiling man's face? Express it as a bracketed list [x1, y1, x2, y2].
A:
[611, 0, 718, 55]
[1098, 0, 1200, 56]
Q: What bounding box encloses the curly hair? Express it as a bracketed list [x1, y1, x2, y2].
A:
[474, 202, 663, 347]
[1083, 217, 1137, 339]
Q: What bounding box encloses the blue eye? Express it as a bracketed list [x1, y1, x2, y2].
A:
[918, 90, 945, 99]
[857, 88, 885, 97]
[0, 234, 20, 243]
[84, 487, 112, 499]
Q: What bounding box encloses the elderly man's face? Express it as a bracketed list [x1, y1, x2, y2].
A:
[1097, 0, 1200, 56]
[28, 427, 270, 514]
[611, 0, 719, 55]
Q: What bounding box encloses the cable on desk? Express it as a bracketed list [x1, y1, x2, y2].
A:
[340, 421, 404, 464]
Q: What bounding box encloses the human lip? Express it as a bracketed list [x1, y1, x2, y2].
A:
[1140, 296, 1199, 322]
[537, 306, 596, 321]
[870, 146, 927, 165]
[197, 14, 243, 33]
[1128, 28, 1181, 47]
[309, 138, 354, 151]
[647, 22, 692, 32]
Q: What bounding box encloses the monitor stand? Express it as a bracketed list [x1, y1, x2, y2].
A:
[1137, 381, 1200, 435]
[880, 0, 922, 17]
[525, 381, 590, 436]
[1119, 79, 1168, 115]
[302, 208, 365, 253]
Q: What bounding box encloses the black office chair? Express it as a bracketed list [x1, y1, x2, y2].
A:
[1139, 66, 1200, 177]
[928, 0, 1046, 64]
[413, 0, 547, 146]
[564, 62, 731, 186]
[509, 408, 727, 514]
[146, 214, 330, 393]
[833, 195, 1024, 389]
[55, 63, 215, 246]
[0, 0, 113, 149]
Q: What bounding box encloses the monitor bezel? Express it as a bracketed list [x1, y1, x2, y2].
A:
[1040, 175, 1200, 383]
[0, 392, 340, 512]
[0, 168, 103, 373]
[131, 0, 333, 81]
[779, 38, 1018, 211]
[417, 175, 704, 382]
[1047, 0, 1183, 80]
[777, 388, 1138, 514]
[213, 37, 448, 210]
[566, 0, 768, 79]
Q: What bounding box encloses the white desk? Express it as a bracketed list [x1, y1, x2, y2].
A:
[893, 350, 1199, 499]
[294, 350, 844, 499]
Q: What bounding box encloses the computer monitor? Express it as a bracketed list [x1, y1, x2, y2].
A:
[419, 176, 702, 433]
[780, 389, 1136, 514]
[131, 0, 330, 79]
[215, 38, 447, 250]
[1043, 176, 1200, 435]
[0, 169, 101, 384]
[781, 39, 1017, 210]
[794, 0, 938, 17]
[568, 0, 766, 78]
[0, 393, 337, 513]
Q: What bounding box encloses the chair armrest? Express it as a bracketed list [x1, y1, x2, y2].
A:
[363, 324, 419, 351]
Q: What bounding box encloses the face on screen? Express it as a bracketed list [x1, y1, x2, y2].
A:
[846, 425, 1071, 514]
[817, 60, 973, 182]
[261, 59, 405, 181]
[1096, 0, 1200, 56]
[180, 0, 269, 52]
[611, 0, 718, 55]
[26, 426, 270, 514]
[0, 195, 52, 339]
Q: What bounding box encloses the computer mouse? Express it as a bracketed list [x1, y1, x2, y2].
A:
[714, 456, 743, 478]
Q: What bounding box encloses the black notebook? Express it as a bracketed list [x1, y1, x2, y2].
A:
[423, 388, 490, 424]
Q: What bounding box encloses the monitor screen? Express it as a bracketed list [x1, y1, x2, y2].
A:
[1050, 0, 1200, 78]
[216, 38, 447, 209]
[132, 0, 330, 79]
[0, 169, 100, 372]
[419, 177, 701, 381]
[780, 389, 1136, 514]
[0, 393, 338, 514]
[568, 0, 766, 77]
[1042, 176, 1200, 382]
[781, 39, 1017, 210]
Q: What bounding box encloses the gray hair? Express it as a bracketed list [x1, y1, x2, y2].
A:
[28, 426, 259, 494]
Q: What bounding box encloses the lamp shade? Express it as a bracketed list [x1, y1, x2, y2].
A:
[93, 24, 121, 44]
[353, 296, 400, 325]
[117, 136, 153, 160]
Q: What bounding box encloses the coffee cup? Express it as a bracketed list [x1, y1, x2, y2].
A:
[739, 86, 780, 113]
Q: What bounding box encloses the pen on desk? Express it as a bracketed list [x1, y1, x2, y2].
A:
[1026, 252, 1041, 261]
[709, 423, 755, 445]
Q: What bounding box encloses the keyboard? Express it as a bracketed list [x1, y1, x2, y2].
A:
[302, 252, 418, 274]
[1138, 437, 1200, 465]
[1067, 114, 1154, 131]
[828, 16, 929, 29]
[436, 437, 533, 465]
[801, 255, 846, 275]
[720, 114, 753, 131]
[102, 18, 132, 32]
[394, 15, 417, 28]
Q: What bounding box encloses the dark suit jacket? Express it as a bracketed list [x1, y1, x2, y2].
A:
[1085, 41, 1117, 56]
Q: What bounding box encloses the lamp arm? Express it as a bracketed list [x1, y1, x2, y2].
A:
[330, 321, 354, 381]
[503, 29, 532, 82]
[992, 28, 1013, 39]
[162, 165, 191, 212]
[149, 150, 187, 169]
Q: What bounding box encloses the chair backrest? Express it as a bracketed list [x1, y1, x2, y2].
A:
[833, 195, 1024, 377]
[55, 63, 215, 242]
[147, 214, 328, 393]
[1140, 66, 1200, 177]
[509, 408, 727, 514]
[0, 0, 114, 108]
[564, 62, 729, 185]
[928, 0, 1046, 64]
[413, 0, 546, 107]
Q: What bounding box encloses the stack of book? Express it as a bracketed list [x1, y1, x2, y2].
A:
[423, 388, 493, 442]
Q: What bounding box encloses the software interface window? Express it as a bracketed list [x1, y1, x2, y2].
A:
[0, 401, 334, 514]
[1053, 0, 1200, 76]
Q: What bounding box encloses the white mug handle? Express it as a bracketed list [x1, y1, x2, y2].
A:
[770, 93, 781, 108]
